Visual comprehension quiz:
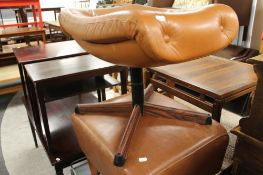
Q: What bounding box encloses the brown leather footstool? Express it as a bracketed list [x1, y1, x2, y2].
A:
[59, 4, 238, 175]
[72, 92, 228, 175]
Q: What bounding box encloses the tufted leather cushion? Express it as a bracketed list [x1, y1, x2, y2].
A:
[59, 4, 238, 67]
[72, 92, 229, 175]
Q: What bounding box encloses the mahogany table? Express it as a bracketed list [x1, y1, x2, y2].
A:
[24, 54, 127, 175]
[14, 40, 87, 99]
[14, 40, 88, 148]
[146, 55, 257, 121]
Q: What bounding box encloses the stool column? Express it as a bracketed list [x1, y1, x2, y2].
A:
[130, 67, 144, 113]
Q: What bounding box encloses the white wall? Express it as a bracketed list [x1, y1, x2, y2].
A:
[40, 0, 98, 8]
[40, 0, 73, 8]
[39, 0, 98, 21]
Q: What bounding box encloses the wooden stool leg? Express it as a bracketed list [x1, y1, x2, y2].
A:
[42, 33, 46, 44]
[114, 105, 141, 166]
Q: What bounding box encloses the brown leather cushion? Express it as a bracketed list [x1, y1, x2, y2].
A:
[59, 4, 238, 67]
[72, 92, 229, 175]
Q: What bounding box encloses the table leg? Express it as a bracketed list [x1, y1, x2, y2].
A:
[42, 32, 46, 44]
[48, 25, 53, 42]
[0, 39, 3, 52]
[55, 165, 64, 175]
[18, 64, 27, 99]
[112, 73, 118, 93]
[35, 85, 52, 152]
[54, 11, 57, 21]
[28, 115, 38, 148]
[101, 88, 106, 101]
[241, 92, 254, 116]
[95, 76, 106, 101]
[212, 100, 223, 122]
[120, 69, 128, 95]
[143, 69, 153, 88]
[24, 67, 40, 148]
[31, 5, 37, 26]
[97, 89, 101, 102]
[37, 1, 43, 28]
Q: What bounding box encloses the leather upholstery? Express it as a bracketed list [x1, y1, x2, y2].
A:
[59, 4, 237, 175]
[72, 92, 229, 175]
[148, 0, 259, 62]
[59, 4, 238, 67]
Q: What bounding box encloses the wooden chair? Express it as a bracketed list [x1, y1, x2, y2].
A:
[59, 4, 238, 175]
[231, 56, 263, 174]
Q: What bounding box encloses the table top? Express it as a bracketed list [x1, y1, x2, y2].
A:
[44, 21, 60, 27]
[149, 55, 257, 99]
[27, 7, 62, 12]
[0, 27, 45, 38]
[25, 54, 123, 83]
[13, 40, 87, 64]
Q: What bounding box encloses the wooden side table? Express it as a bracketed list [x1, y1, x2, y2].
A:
[0, 27, 46, 45]
[25, 55, 127, 175]
[14, 41, 88, 148]
[146, 55, 257, 121]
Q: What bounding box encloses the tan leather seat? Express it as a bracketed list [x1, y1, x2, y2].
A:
[72, 92, 229, 175]
[59, 4, 238, 175]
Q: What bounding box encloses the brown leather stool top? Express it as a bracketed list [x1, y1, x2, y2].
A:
[59, 4, 238, 67]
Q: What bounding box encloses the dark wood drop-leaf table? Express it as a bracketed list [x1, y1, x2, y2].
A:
[24, 54, 127, 174]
